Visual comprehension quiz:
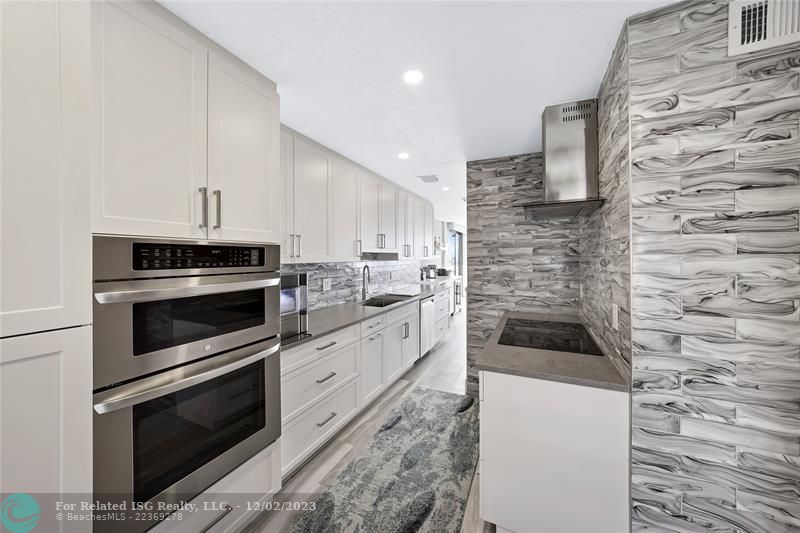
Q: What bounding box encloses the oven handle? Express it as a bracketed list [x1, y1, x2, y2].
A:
[93, 338, 280, 415]
[94, 273, 280, 304]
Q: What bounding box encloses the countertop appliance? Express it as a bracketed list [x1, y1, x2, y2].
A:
[498, 318, 603, 356]
[420, 296, 435, 355]
[524, 99, 604, 219]
[91, 236, 281, 533]
[280, 273, 310, 346]
[422, 264, 438, 280]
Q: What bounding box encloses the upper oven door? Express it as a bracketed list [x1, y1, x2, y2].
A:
[93, 272, 280, 390]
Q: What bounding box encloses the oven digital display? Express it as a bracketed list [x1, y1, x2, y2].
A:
[132, 243, 264, 270]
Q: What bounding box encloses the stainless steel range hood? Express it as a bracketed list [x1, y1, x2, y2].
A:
[524, 98, 604, 219]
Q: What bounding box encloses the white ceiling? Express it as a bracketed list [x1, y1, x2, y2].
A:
[161, 0, 669, 225]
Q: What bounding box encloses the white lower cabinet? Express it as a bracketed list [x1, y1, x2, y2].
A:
[383, 322, 404, 384]
[480, 371, 629, 533]
[282, 341, 358, 422]
[282, 380, 359, 476]
[151, 441, 282, 533]
[360, 332, 385, 404]
[280, 304, 422, 478]
[0, 327, 92, 494]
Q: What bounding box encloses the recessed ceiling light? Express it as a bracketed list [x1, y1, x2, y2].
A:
[397, 152, 410, 160]
[442, 186, 450, 192]
[402, 69, 424, 85]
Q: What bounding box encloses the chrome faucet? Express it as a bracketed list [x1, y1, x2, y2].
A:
[362, 265, 371, 300]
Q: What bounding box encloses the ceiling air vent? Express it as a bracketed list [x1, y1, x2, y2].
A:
[729, 0, 800, 56]
[418, 174, 439, 183]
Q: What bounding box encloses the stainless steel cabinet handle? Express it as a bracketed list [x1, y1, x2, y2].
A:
[213, 189, 222, 229]
[296, 234, 302, 257]
[316, 411, 337, 427]
[93, 338, 280, 414]
[198, 187, 208, 229]
[289, 234, 295, 258]
[199, 503, 233, 533]
[315, 341, 337, 351]
[368, 333, 382, 341]
[316, 371, 338, 384]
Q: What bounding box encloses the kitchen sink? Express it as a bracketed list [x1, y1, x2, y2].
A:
[361, 295, 413, 307]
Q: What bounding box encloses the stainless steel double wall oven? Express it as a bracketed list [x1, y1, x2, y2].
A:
[92, 236, 281, 532]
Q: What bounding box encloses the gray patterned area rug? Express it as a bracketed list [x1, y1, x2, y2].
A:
[289, 387, 479, 533]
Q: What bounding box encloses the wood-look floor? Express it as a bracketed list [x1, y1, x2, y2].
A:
[246, 311, 494, 533]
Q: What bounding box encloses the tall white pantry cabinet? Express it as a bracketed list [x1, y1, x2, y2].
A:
[0, 0, 93, 496]
[1, 0, 285, 503]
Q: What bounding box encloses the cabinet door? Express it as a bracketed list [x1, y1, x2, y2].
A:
[91, 0, 208, 239]
[396, 192, 407, 258]
[413, 197, 426, 258]
[280, 132, 295, 263]
[405, 193, 416, 259]
[402, 314, 421, 368]
[293, 137, 330, 262]
[379, 182, 398, 252]
[0, 327, 92, 494]
[330, 157, 360, 260]
[360, 333, 384, 405]
[384, 322, 404, 384]
[359, 171, 381, 253]
[424, 203, 434, 258]
[207, 52, 281, 244]
[0, 0, 91, 337]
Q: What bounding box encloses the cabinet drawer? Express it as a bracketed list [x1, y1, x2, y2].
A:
[435, 297, 449, 319]
[386, 301, 418, 325]
[282, 343, 358, 423]
[360, 314, 386, 337]
[282, 380, 359, 475]
[435, 315, 450, 340]
[281, 325, 358, 375]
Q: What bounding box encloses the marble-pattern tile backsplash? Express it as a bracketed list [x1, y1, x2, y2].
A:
[466, 153, 582, 397]
[625, 0, 800, 531]
[281, 260, 422, 311]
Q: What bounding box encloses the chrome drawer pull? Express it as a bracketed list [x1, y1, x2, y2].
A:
[316, 371, 337, 384]
[316, 341, 337, 351]
[316, 412, 337, 427]
[199, 503, 232, 533]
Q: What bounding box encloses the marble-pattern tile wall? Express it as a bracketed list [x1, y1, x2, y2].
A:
[580, 25, 633, 378]
[466, 154, 581, 396]
[625, 0, 800, 531]
[281, 260, 421, 311]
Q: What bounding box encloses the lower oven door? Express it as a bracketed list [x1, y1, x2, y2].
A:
[93, 272, 280, 389]
[93, 337, 281, 533]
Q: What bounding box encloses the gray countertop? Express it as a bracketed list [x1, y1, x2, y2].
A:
[474, 311, 630, 392]
[283, 281, 450, 350]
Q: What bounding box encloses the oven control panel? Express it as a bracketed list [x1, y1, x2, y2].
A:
[132, 243, 264, 270]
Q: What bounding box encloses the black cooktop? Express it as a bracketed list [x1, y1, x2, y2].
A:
[498, 318, 603, 356]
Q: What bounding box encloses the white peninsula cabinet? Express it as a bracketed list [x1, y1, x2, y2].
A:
[480, 371, 630, 533]
[91, 0, 281, 243]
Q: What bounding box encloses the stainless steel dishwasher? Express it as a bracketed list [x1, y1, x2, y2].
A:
[420, 296, 435, 356]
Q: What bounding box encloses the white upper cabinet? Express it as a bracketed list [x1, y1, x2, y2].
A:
[379, 182, 398, 252]
[413, 196, 426, 258]
[292, 137, 331, 262]
[91, 0, 208, 239]
[280, 132, 295, 263]
[397, 192, 409, 259]
[424, 203, 435, 258]
[91, 1, 280, 243]
[359, 171, 382, 253]
[330, 157, 361, 261]
[207, 52, 281, 244]
[0, 0, 91, 337]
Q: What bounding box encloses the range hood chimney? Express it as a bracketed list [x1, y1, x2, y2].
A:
[524, 98, 604, 219]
